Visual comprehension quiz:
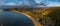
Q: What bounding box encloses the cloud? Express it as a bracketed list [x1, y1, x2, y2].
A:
[6, 2, 17, 5]
[47, 2, 60, 6]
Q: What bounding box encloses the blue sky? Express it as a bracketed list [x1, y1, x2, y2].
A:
[47, 0, 60, 6]
[0, 0, 60, 7]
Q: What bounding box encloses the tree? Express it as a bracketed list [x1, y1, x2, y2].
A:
[46, 9, 60, 26]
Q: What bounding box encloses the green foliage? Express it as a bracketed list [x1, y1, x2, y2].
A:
[47, 9, 60, 21]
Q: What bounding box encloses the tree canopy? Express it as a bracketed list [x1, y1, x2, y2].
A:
[46, 9, 60, 21]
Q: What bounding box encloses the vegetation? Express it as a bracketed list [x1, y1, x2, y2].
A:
[18, 7, 60, 26]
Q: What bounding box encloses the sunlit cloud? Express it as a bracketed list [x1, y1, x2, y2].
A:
[6, 2, 16, 5]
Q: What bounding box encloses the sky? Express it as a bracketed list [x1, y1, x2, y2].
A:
[47, 0, 60, 7]
[35, 0, 60, 7]
[0, 0, 60, 7]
